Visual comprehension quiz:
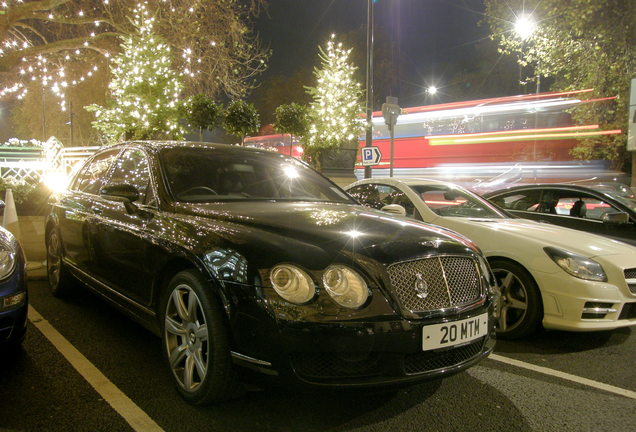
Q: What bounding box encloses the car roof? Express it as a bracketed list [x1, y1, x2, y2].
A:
[109, 140, 279, 157]
[482, 183, 614, 196]
[350, 177, 466, 189]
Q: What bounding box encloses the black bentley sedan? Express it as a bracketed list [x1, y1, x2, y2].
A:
[46, 141, 496, 404]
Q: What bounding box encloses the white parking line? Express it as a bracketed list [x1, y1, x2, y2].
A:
[489, 353, 636, 400]
[28, 305, 165, 432]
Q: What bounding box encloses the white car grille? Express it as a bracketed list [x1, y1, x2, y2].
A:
[623, 268, 636, 295]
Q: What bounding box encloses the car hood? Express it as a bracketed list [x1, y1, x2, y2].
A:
[175, 201, 480, 267]
[434, 216, 636, 258]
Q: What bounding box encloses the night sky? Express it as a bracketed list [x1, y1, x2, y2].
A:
[255, 0, 490, 108]
[0, 1, 491, 142]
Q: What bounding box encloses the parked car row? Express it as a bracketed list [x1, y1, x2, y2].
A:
[345, 178, 636, 339]
[35, 140, 636, 405]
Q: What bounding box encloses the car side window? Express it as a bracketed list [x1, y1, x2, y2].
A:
[552, 194, 613, 221]
[492, 190, 542, 212]
[108, 149, 155, 206]
[72, 149, 120, 195]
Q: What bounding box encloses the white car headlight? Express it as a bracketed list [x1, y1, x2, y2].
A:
[0, 241, 16, 280]
[544, 247, 607, 282]
[270, 265, 316, 304]
[322, 265, 369, 308]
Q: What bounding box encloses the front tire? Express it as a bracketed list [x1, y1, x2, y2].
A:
[489, 259, 542, 339]
[160, 269, 242, 404]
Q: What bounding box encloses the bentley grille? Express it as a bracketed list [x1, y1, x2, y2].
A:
[387, 256, 483, 312]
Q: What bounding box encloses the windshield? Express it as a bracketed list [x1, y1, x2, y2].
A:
[606, 194, 636, 213]
[160, 146, 354, 204]
[589, 183, 635, 199]
[410, 184, 506, 219]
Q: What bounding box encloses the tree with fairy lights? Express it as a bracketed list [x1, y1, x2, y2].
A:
[86, 4, 184, 142]
[305, 34, 363, 170]
[0, 0, 268, 144]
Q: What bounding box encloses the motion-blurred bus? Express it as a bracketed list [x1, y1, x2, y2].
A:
[243, 134, 304, 158]
[244, 89, 623, 184]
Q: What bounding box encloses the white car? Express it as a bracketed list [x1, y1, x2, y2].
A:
[346, 178, 636, 338]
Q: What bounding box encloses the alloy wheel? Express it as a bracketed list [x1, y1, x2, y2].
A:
[164, 284, 209, 392]
[492, 268, 528, 332]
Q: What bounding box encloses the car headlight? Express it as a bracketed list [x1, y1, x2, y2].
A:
[322, 265, 369, 308]
[0, 241, 16, 280]
[270, 264, 316, 304]
[544, 247, 607, 282]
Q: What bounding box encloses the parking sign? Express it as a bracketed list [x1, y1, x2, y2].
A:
[361, 146, 382, 166]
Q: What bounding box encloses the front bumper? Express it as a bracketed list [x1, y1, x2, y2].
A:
[533, 264, 636, 332]
[0, 300, 28, 344]
[231, 305, 495, 387]
[0, 262, 28, 345]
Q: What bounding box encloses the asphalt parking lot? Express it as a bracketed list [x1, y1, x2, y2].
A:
[1, 279, 635, 432]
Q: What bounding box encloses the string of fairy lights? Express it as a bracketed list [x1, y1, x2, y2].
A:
[0, 0, 214, 114]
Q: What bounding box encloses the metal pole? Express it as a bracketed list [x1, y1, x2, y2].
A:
[389, 125, 395, 178]
[364, 0, 374, 179]
[41, 87, 46, 141]
[69, 100, 75, 147]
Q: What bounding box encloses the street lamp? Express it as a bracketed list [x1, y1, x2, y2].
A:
[426, 85, 438, 96]
[514, 15, 536, 40]
[513, 14, 540, 93]
[514, 14, 539, 163]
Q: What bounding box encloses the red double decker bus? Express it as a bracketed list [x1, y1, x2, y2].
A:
[244, 89, 622, 183]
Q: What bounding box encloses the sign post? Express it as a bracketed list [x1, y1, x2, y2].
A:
[629, 78, 636, 186]
[382, 96, 401, 177]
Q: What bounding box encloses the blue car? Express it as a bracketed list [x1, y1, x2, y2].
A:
[0, 205, 28, 349]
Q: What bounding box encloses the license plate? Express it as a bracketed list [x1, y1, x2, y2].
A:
[422, 313, 489, 351]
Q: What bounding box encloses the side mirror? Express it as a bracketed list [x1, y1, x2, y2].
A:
[100, 183, 140, 203]
[381, 204, 407, 216]
[100, 183, 147, 217]
[602, 212, 630, 224]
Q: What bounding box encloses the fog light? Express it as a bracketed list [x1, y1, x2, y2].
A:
[2, 291, 26, 309]
[581, 301, 616, 319]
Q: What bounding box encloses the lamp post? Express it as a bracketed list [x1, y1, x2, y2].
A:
[41, 86, 47, 141]
[364, 0, 374, 179]
[514, 14, 539, 163]
[514, 14, 539, 93]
